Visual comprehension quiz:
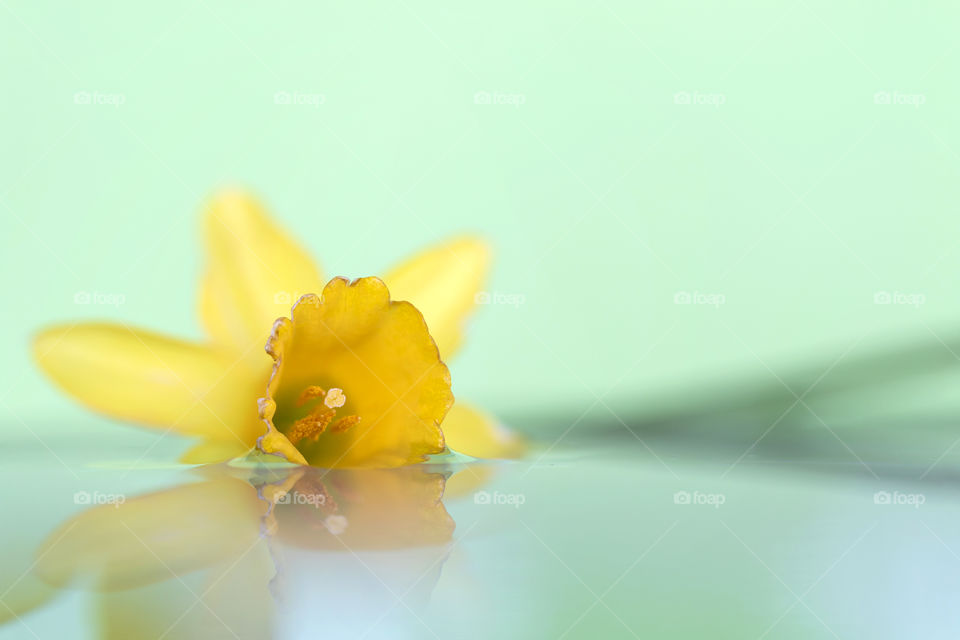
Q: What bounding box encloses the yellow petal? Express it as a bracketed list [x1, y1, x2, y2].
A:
[0, 566, 54, 624]
[95, 548, 275, 640]
[34, 479, 266, 590]
[179, 439, 254, 464]
[95, 583, 193, 640]
[258, 277, 454, 467]
[443, 463, 496, 498]
[198, 190, 324, 349]
[32, 323, 265, 444]
[257, 396, 309, 465]
[383, 236, 491, 359]
[442, 403, 526, 460]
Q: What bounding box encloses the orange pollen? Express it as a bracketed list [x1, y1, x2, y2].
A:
[296, 385, 327, 407]
[288, 385, 362, 445]
[287, 406, 335, 445]
[330, 415, 361, 433]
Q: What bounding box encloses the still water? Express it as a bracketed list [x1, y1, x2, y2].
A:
[1, 433, 956, 639]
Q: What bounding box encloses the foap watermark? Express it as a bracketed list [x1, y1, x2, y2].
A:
[473, 90, 526, 107]
[274, 91, 325, 108]
[274, 290, 312, 306]
[873, 90, 925, 108]
[674, 490, 726, 508]
[474, 490, 526, 508]
[73, 90, 126, 107]
[74, 291, 126, 307]
[275, 491, 326, 507]
[873, 290, 925, 308]
[874, 490, 925, 508]
[74, 490, 126, 508]
[674, 290, 725, 308]
[475, 291, 525, 308]
[674, 91, 726, 108]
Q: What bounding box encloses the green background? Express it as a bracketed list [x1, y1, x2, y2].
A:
[3, 0, 960, 444]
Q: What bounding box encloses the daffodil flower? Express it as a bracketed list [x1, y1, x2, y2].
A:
[256, 277, 454, 467]
[33, 192, 524, 466]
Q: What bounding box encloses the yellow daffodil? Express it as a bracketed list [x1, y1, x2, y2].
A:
[33, 191, 523, 466]
[256, 278, 454, 467]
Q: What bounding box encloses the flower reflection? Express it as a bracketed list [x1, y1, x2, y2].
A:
[36, 476, 267, 590]
[260, 465, 454, 550]
[29, 463, 461, 638]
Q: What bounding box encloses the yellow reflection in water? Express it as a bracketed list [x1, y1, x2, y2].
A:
[27, 463, 461, 639]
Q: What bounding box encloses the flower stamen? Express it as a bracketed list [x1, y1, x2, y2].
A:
[330, 415, 361, 433]
[296, 385, 327, 407]
[287, 385, 362, 445]
[324, 388, 346, 409]
[288, 406, 335, 445]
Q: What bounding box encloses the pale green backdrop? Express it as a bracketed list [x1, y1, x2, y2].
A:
[3, 1, 960, 445]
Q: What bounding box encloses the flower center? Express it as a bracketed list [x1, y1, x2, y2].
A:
[286, 385, 362, 446]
